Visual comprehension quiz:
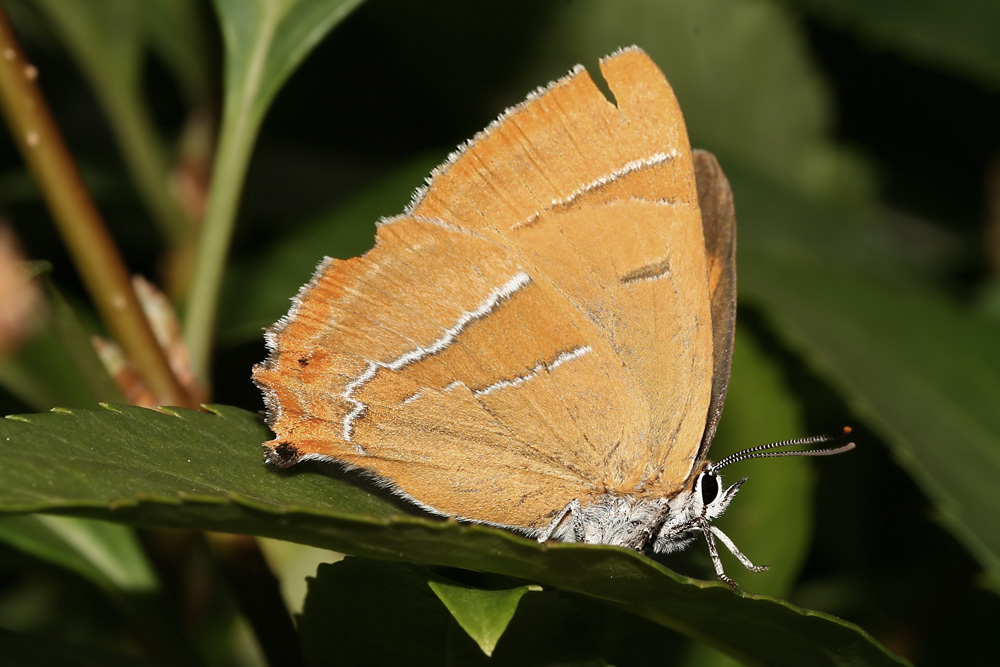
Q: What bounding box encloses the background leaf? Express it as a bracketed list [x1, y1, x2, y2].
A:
[0, 515, 156, 593]
[301, 560, 546, 664]
[143, 0, 213, 104]
[213, 0, 367, 123]
[746, 250, 1000, 584]
[0, 628, 153, 667]
[789, 0, 1000, 86]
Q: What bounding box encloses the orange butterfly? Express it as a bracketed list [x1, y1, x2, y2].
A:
[253, 46, 853, 587]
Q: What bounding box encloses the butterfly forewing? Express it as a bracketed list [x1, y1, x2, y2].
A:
[254, 47, 720, 532]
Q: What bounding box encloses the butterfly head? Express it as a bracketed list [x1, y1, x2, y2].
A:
[651, 467, 746, 556]
[651, 428, 856, 585]
[693, 467, 746, 523]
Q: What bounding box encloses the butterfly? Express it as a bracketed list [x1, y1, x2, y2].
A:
[253, 46, 853, 587]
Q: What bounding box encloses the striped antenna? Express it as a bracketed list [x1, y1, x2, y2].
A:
[708, 427, 855, 472]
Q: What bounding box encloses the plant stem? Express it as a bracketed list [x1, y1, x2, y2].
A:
[182, 6, 277, 386]
[0, 9, 192, 408]
[183, 0, 364, 384]
[34, 0, 191, 244]
[182, 103, 259, 387]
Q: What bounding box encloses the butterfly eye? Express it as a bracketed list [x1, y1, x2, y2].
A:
[700, 472, 720, 505]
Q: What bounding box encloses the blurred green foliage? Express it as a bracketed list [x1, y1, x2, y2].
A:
[1, 0, 998, 664]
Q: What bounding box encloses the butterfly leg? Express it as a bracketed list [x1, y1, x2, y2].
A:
[702, 523, 769, 588]
[700, 522, 738, 589]
[709, 524, 768, 574]
[537, 499, 584, 543]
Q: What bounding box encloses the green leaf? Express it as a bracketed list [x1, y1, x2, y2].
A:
[212, 0, 367, 125]
[0, 404, 906, 665]
[0, 515, 201, 664]
[186, 0, 367, 379]
[42, 278, 124, 405]
[789, 0, 1000, 86]
[0, 327, 87, 410]
[0, 515, 156, 593]
[427, 577, 541, 657]
[34, 0, 142, 96]
[0, 405, 391, 518]
[256, 537, 341, 614]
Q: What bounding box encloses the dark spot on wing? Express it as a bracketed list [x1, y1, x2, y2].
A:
[620, 257, 671, 285]
[268, 442, 301, 467]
